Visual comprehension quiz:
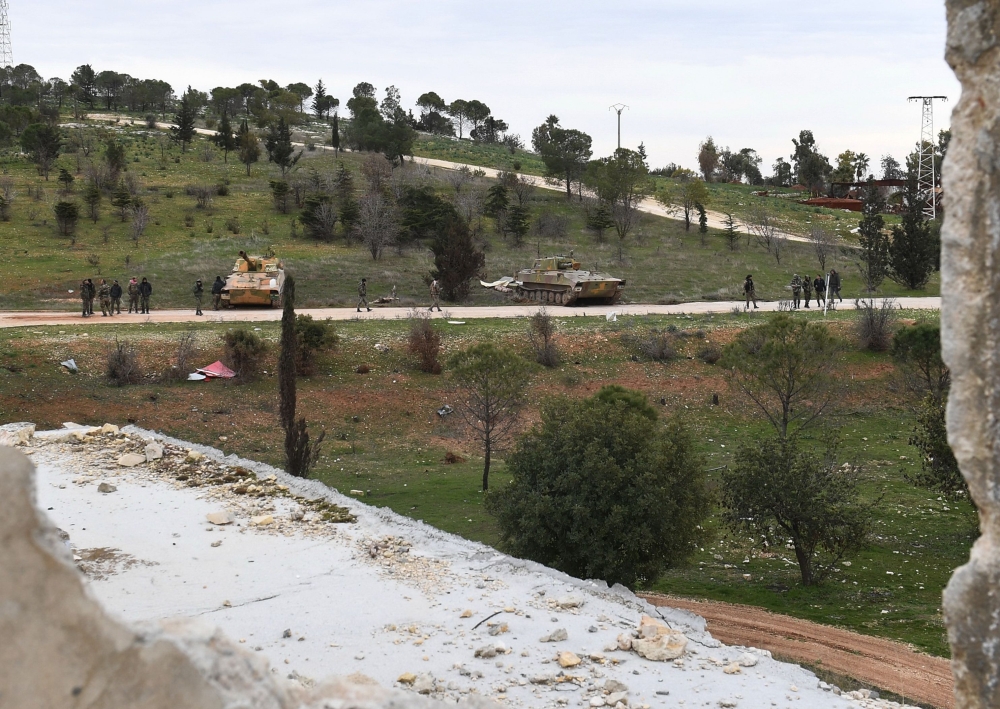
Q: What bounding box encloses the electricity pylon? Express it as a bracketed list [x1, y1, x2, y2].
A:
[907, 95, 948, 219]
[609, 103, 628, 151]
[0, 1, 11, 69]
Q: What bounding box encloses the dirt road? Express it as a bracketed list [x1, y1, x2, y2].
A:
[0, 297, 941, 329]
[641, 594, 953, 709]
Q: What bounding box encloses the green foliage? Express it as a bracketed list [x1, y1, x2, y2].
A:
[720, 314, 840, 440]
[791, 129, 833, 193]
[857, 180, 889, 292]
[105, 138, 127, 179]
[236, 119, 260, 176]
[82, 180, 102, 222]
[265, 118, 302, 176]
[449, 343, 532, 490]
[484, 184, 509, 218]
[295, 314, 337, 375]
[593, 384, 658, 421]
[891, 323, 949, 403]
[487, 386, 709, 588]
[724, 212, 739, 251]
[531, 115, 593, 198]
[223, 327, 268, 383]
[408, 317, 442, 374]
[279, 277, 324, 477]
[20, 123, 62, 180]
[400, 185, 459, 242]
[722, 435, 873, 586]
[53, 201, 80, 236]
[528, 308, 560, 368]
[111, 180, 133, 222]
[505, 204, 530, 247]
[907, 395, 965, 499]
[430, 218, 485, 302]
[171, 93, 197, 152]
[299, 194, 337, 241]
[212, 111, 238, 163]
[270, 179, 290, 214]
[888, 179, 936, 290]
[585, 148, 650, 257]
[58, 168, 75, 192]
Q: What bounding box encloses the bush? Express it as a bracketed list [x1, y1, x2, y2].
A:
[54, 201, 79, 236]
[697, 345, 722, 364]
[223, 328, 268, 382]
[528, 308, 560, 367]
[854, 297, 897, 352]
[408, 317, 442, 374]
[621, 327, 677, 361]
[161, 333, 197, 382]
[532, 211, 569, 238]
[487, 386, 709, 588]
[106, 339, 142, 386]
[907, 395, 965, 498]
[216, 182, 230, 197]
[295, 315, 337, 375]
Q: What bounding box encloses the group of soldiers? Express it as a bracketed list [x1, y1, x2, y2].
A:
[356, 278, 442, 312]
[741, 270, 844, 310]
[192, 276, 226, 316]
[78, 277, 152, 317]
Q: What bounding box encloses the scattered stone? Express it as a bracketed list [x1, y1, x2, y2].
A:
[397, 672, 416, 685]
[557, 651, 581, 668]
[604, 680, 629, 693]
[460, 609, 473, 618]
[116, 453, 146, 467]
[185, 450, 205, 463]
[722, 663, 741, 675]
[530, 674, 554, 685]
[210, 540, 222, 548]
[616, 633, 632, 651]
[144, 443, 163, 461]
[250, 514, 274, 526]
[588, 625, 598, 633]
[101, 424, 119, 435]
[206, 511, 233, 525]
[413, 673, 435, 694]
[282, 629, 292, 639]
[718, 700, 738, 708]
[631, 618, 688, 662]
[540, 628, 568, 643]
[487, 623, 508, 636]
[607, 691, 628, 705]
[289, 505, 304, 521]
[738, 652, 758, 667]
[97, 482, 117, 494]
[588, 652, 605, 662]
[475, 645, 497, 659]
[590, 698, 606, 707]
[554, 594, 583, 609]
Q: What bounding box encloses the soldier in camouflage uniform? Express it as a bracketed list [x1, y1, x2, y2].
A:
[357, 278, 371, 312]
[98, 279, 112, 316]
[80, 279, 91, 317]
[790, 274, 802, 309]
[743, 274, 758, 310]
[109, 280, 123, 314]
[802, 274, 813, 308]
[429, 279, 442, 312]
[127, 278, 140, 313]
[193, 279, 204, 316]
[84, 278, 96, 316]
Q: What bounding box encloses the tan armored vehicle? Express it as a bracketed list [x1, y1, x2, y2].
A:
[514, 255, 625, 305]
[220, 251, 286, 307]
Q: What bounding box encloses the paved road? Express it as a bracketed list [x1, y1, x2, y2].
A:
[0, 297, 941, 329]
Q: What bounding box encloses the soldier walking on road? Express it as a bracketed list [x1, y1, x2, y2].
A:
[790, 274, 802, 309]
[828, 269, 842, 303]
[79, 280, 91, 317]
[127, 277, 139, 313]
[803, 274, 813, 308]
[743, 274, 758, 310]
[211, 276, 225, 310]
[429, 279, 442, 312]
[139, 277, 152, 314]
[98, 279, 112, 317]
[110, 280, 123, 314]
[357, 278, 371, 312]
[813, 274, 826, 306]
[193, 279, 204, 316]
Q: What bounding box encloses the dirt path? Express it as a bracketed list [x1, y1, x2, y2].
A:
[641, 593, 953, 709]
[0, 297, 941, 329]
[80, 114, 808, 242]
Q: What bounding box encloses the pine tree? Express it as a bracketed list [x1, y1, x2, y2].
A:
[83, 180, 101, 222]
[857, 179, 890, 292]
[111, 180, 133, 222]
[724, 213, 740, 251]
[171, 92, 197, 153]
[506, 204, 530, 247]
[312, 79, 328, 120]
[236, 119, 260, 176]
[696, 202, 708, 245]
[431, 218, 486, 301]
[212, 111, 237, 163]
[888, 178, 936, 290]
[265, 118, 302, 176]
[335, 162, 358, 231]
[331, 114, 341, 155]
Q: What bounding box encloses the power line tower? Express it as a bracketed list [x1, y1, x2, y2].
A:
[608, 103, 628, 150]
[907, 95, 947, 219]
[0, 1, 11, 69]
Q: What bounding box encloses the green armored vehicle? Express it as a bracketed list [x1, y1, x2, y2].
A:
[514, 255, 625, 306]
[220, 250, 286, 307]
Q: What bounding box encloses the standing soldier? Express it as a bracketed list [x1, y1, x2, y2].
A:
[211, 275, 225, 310]
[139, 277, 152, 314]
[429, 278, 442, 312]
[84, 278, 96, 316]
[357, 278, 371, 312]
[109, 280, 123, 314]
[79, 279, 90, 318]
[828, 269, 842, 303]
[813, 274, 826, 307]
[98, 279, 112, 317]
[193, 279, 204, 316]
[127, 277, 140, 313]
[789, 274, 802, 309]
[743, 274, 758, 310]
[802, 274, 813, 309]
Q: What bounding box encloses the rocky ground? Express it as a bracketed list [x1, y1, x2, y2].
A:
[5, 422, 921, 709]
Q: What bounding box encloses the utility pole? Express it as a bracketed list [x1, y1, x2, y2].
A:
[609, 103, 628, 151]
[0, 1, 11, 69]
[907, 95, 948, 219]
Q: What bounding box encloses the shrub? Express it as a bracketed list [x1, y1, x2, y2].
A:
[216, 182, 230, 197]
[907, 394, 965, 498]
[106, 339, 142, 386]
[697, 345, 722, 364]
[854, 297, 897, 352]
[295, 315, 337, 375]
[162, 333, 197, 382]
[487, 386, 709, 588]
[54, 201, 79, 236]
[408, 317, 442, 374]
[528, 308, 560, 367]
[223, 328, 268, 382]
[188, 184, 213, 208]
[532, 211, 569, 238]
[225, 216, 242, 234]
[621, 327, 677, 361]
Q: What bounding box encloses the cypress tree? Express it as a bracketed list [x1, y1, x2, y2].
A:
[857, 179, 889, 292]
[171, 92, 197, 153]
[212, 111, 237, 163]
[265, 118, 301, 176]
[331, 114, 341, 155]
[888, 178, 936, 290]
[279, 276, 323, 477]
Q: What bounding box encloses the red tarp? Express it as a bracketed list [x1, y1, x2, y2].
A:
[196, 361, 236, 379]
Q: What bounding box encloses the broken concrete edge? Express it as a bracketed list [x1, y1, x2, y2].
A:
[118, 424, 714, 644]
[0, 444, 500, 709]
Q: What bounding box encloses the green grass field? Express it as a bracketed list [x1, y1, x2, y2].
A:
[0, 121, 934, 311]
[0, 307, 967, 658]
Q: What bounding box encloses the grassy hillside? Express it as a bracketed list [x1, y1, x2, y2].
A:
[0, 121, 934, 310]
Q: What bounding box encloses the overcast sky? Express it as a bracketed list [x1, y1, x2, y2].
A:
[13, 0, 958, 172]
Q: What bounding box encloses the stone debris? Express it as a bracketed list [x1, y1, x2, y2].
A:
[145, 443, 164, 460]
[397, 672, 417, 685]
[553, 594, 584, 609]
[557, 651, 581, 668]
[629, 615, 688, 661]
[460, 609, 473, 618]
[117, 453, 146, 467]
[101, 424, 119, 435]
[738, 652, 758, 667]
[251, 514, 274, 526]
[206, 511, 233, 525]
[0, 423, 35, 447]
[97, 482, 117, 493]
[722, 663, 741, 675]
[540, 628, 568, 643]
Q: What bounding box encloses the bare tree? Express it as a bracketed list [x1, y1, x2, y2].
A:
[356, 192, 398, 261]
[771, 234, 788, 265]
[745, 204, 779, 253]
[454, 185, 487, 225]
[445, 165, 474, 194]
[810, 225, 837, 272]
[130, 203, 150, 243]
[508, 174, 536, 206]
[361, 153, 393, 194]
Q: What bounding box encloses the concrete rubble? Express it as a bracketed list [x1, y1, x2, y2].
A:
[0, 421, 924, 708]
